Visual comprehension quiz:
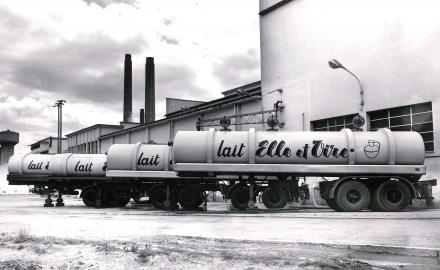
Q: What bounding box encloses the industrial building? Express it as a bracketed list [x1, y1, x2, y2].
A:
[30, 137, 67, 154]
[29, 0, 440, 205]
[66, 124, 123, 154]
[259, 0, 439, 203]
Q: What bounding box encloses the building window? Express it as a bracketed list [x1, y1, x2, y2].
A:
[311, 114, 358, 131]
[369, 102, 433, 152]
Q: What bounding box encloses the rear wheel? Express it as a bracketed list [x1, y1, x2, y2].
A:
[82, 188, 98, 207]
[374, 180, 411, 212]
[335, 181, 370, 212]
[178, 185, 204, 210]
[149, 185, 177, 209]
[115, 197, 131, 207]
[326, 198, 341, 211]
[101, 189, 116, 207]
[230, 186, 250, 211]
[262, 187, 288, 209]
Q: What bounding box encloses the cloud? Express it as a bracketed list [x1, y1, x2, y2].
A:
[82, 0, 139, 8]
[162, 18, 174, 26]
[0, 0, 260, 153]
[0, 33, 147, 105]
[131, 62, 208, 114]
[160, 34, 179, 45]
[0, 95, 84, 153]
[212, 49, 260, 89]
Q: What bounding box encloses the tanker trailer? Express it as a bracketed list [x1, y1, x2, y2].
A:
[6, 153, 130, 207]
[106, 142, 222, 210]
[173, 128, 426, 212]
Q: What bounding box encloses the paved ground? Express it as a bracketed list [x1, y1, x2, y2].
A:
[0, 195, 439, 269]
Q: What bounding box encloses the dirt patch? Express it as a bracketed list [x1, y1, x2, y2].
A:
[0, 232, 408, 269]
[0, 259, 42, 270]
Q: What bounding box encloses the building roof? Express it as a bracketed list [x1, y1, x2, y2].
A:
[165, 81, 261, 118]
[99, 81, 262, 139]
[65, 124, 123, 137]
[29, 136, 66, 147]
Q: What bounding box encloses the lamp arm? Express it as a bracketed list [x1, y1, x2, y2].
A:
[341, 67, 364, 112]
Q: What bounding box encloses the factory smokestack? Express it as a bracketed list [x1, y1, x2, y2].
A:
[123, 54, 132, 122]
[140, 109, 145, 124]
[145, 57, 155, 123]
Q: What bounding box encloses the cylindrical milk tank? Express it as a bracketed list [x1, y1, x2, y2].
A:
[8, 153, 107, 176]
[173, 128, 425, 165]
[66, 154, 107, 176]
[107, 142, 171, 171]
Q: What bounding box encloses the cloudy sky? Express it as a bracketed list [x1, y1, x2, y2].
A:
[0, 0, 260, 153]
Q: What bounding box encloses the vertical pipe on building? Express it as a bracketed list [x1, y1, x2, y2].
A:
[145, 57, 155, 123]
[140, 109, 145, 124]
[123, 54, 133, 123]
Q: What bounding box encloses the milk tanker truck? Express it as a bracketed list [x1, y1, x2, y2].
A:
[7, 128, 432, 212]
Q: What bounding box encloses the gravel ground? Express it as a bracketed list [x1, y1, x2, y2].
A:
[0, 195, 439, 269]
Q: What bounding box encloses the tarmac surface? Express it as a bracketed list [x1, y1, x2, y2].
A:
[0, 195, 439, 269]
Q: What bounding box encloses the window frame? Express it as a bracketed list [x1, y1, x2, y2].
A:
[369, 102, 434, 153]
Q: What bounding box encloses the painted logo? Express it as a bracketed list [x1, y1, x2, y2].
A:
[364, 140, 380, 159]
[28, 160, 50, 170]
[137, 152, 160, 166]
[75, 161, 93, 172]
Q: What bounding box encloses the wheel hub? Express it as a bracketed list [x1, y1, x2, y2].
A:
[346, 189, 361, 204]
[386, 188, 403, 204]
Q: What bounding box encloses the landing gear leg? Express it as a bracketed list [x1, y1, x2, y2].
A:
[55, 189, 64, 207]
[44, 189, 54, 207]
[203, 191, 208, 211]
[164, 184, 171, 209]
[95, 187, 103, 208]
[248, 179, 256, 209]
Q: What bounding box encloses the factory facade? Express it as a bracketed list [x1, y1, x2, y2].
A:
[259, 0, 440, 203]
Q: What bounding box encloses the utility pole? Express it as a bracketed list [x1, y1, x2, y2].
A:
[53, 100, 66, 154]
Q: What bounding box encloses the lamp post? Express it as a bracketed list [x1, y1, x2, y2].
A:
[53, 100, 66, 154]
[328, 59, 365, 128]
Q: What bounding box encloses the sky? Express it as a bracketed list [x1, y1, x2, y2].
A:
[0, 0, 261, 153]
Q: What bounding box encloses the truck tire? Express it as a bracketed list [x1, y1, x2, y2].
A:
[82, 188, 98, 207]
[230, 185, 249, 210]
[335, 180, 370, 212]
[374, 180, 411, 212]
[262, 187, 288, 209]
[116, 197, 131, 207]
[178, 185, 204, 210]
[149, 186, 167, 209]
[149, 185, 177, 209]
[102, 189, 116, 207]
[325, 198, 342, 211]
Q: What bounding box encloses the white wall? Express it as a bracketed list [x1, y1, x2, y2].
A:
[150, 123, 170, 144]
[130, 129, 146, 143]
[173, 116, 198, 136]
[259, 0, 440, 204]
[100, 138, 113, 154]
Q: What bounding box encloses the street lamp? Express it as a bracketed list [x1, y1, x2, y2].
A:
[328, 59, 365, 128]
[53, 100, 66, 154]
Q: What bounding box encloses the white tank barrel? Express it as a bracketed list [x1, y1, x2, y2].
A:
[107, 142, 171, 171]
[8, 153, 107, 176]
[66, 154, 107, 176]
[173, 128, 425, 165]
